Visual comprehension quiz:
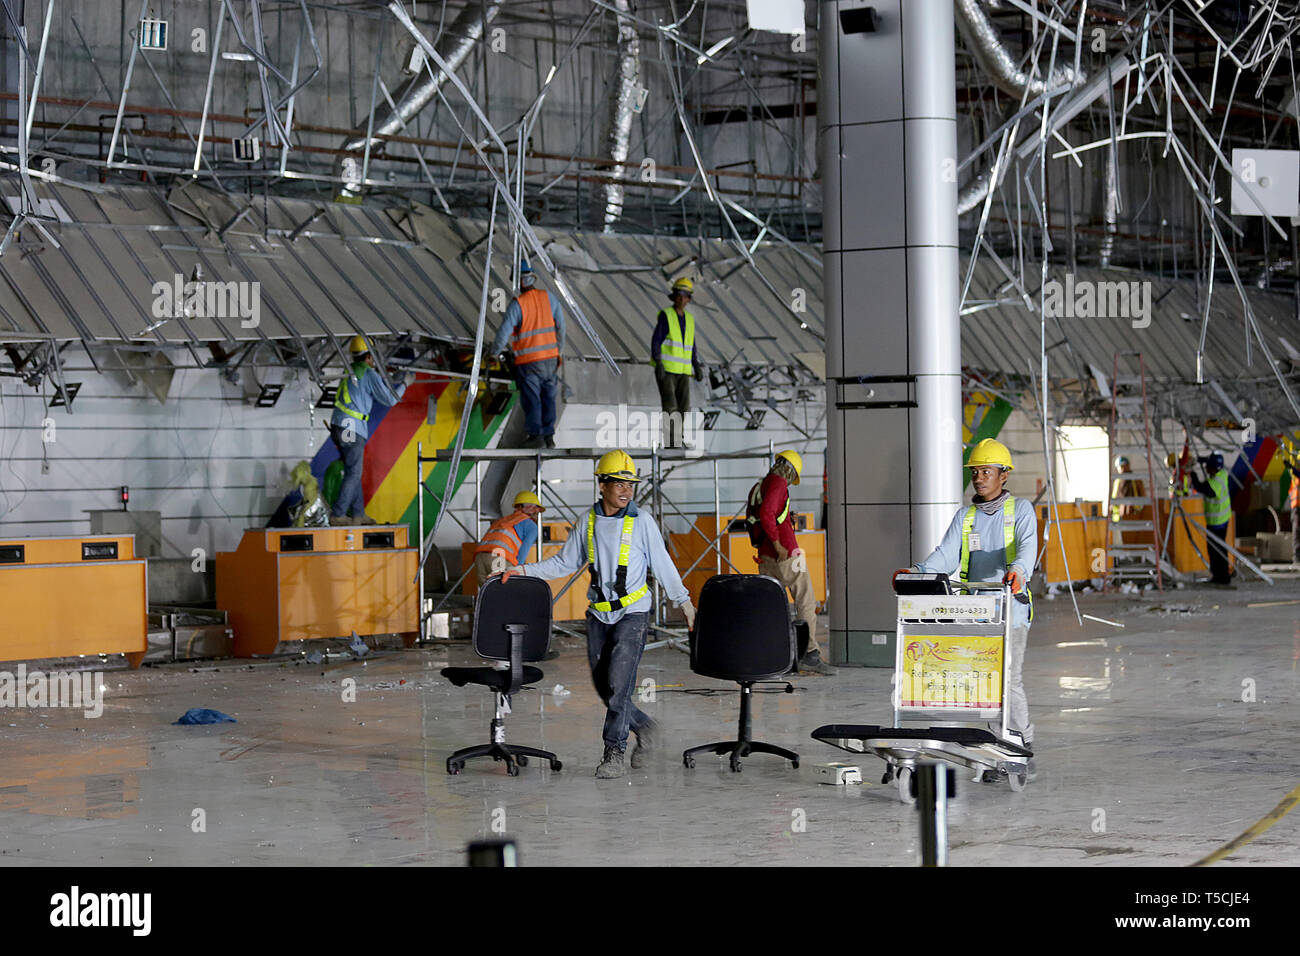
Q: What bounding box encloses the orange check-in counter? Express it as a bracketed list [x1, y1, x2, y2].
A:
[0, 534, 147, 667]
[217, 526, 419, 656]
[670, 514, 827, 606]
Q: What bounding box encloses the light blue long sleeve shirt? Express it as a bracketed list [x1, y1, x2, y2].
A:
[913, 496, 1038, 628]
[329, 363, 404, 441]
[517, 499, 689, 624]
[491, 291, 566, 356]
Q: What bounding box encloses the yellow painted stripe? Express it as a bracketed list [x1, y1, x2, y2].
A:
[1192, 782, 1300, 866]
[367, 383, 466, 523]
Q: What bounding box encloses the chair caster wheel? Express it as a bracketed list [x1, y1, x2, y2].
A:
[516, 755, 528, 767]
[791, 760, 800, 769]
[550, 759, 563, 772]
[447, 762, 462, 775]
[730, 758, 743, 773]
[683, 756, 695, 769]
[506, 762, 519, 777]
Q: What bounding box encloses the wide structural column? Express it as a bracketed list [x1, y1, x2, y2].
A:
[821, 0, 963, 664]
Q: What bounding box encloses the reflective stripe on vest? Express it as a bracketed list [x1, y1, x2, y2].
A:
[959, 496, 1032, 619]
[475, 510, 530, 565]
[586, 510, 649, 612]
[1205, 470, 1231, 526]
[745, 480, 789, 529]
[334, 363, 370, 421]
[511, 289, 560, 365]
[658, 308, 694, 375]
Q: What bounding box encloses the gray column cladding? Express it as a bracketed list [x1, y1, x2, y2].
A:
[821, 0, 963, 663]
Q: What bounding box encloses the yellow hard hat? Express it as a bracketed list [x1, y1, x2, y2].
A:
[594, 449, 641, 482]
[775, 449, 803, 484]
[968, 438, 1014, 471]
[513, 490, 544, 510]
[348, 335, 370, 355]
[671, 277, 694, 295]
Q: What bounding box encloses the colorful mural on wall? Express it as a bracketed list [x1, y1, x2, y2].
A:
[308, 375, 514, 540]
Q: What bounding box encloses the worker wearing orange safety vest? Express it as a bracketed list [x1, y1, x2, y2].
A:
[491, 261, 565, 448]
[473, 490, 545, 587]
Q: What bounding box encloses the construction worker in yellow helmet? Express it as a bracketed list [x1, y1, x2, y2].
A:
[329, 334, 407, 524]
[503, 449, 694, 778]
[473, 489, 546, 586]
[745, 449, 833, 675]
[896, 437, 1039, 777]
[650, 276, 705, 448]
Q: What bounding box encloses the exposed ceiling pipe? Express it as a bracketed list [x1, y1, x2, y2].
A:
[599, 0, 640, 232]
[954, 0, 1085, 98]
[1099, 147, 1119, 267]
[334, 0, 503, 200]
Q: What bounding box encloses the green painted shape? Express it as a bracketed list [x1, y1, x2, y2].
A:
[962, 396, 1016, 489]
[396, 389, 517, 545]
[323, 460, 344, 508]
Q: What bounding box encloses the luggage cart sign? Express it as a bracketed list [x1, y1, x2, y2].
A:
[901, 635, 1003, 708]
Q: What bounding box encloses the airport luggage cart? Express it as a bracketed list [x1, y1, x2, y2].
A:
[812, 574, 1032, 802]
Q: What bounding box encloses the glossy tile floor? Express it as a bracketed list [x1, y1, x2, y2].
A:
[1, 575, 1297, 866]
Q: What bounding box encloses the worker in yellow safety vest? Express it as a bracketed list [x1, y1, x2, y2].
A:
[503, 450, 694, 779]
[650, 277, 704, 448]
[895, 438, 1039, 777]
[1283, 439, 1300, 565]
[473, 490, 545, 587]
[1190, 452, 1234, 587]
[330, 335, 405, 524]
[745, 449, 834, 675]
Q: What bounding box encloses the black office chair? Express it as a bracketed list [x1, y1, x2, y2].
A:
[683, 574, 800, 773]
[441, 575, 562, 776]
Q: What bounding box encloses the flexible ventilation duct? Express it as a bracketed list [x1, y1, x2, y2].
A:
[599, 0, 641, 231]
[335, 1, 503, 198]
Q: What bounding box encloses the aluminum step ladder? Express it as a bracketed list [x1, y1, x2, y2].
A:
[1104, 352, 1169, 591]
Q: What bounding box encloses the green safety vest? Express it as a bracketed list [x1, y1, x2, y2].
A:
[745, 480, 789, 529]
[959, 496, 1032, 617]
[587, 510, 649, 612]
[658, 308, 695, 375]
[334, 362, 370, 422]
[1205, 470, 1231, 526]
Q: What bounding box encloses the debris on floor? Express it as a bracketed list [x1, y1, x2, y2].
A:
[174, 708, 237, 725]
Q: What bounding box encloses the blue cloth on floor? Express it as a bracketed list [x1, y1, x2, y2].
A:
[174, 708, 236, 725]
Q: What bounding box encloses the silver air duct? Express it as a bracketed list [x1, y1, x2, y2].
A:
[336, 1, 503, 198]
[1099, 146, 1119, 267]
[600, 0, 640, 232]
[954, 0, 1082, 97]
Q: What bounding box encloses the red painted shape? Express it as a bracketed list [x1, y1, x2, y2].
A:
[361, 380, 447, 501]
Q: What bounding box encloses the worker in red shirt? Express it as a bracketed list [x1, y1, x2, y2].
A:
[745, 450, 834, 675]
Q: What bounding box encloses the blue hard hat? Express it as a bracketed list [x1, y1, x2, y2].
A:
[520, 260, 533, 274]
[1210, 452, 1224, 468]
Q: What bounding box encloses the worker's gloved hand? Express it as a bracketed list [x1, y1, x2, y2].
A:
[693, 365, 705, 382]
[500, 566, 523, 583]
[489, 554, 509, 575]
[892, 567, 913, 586]
[681, 600, 697, 631]
[1004, 568, 1025, 594]
[789, 548, 807, 573]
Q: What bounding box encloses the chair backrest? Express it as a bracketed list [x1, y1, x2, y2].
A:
[691, 574, 795, 682]
[473, 575, 552, 663]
